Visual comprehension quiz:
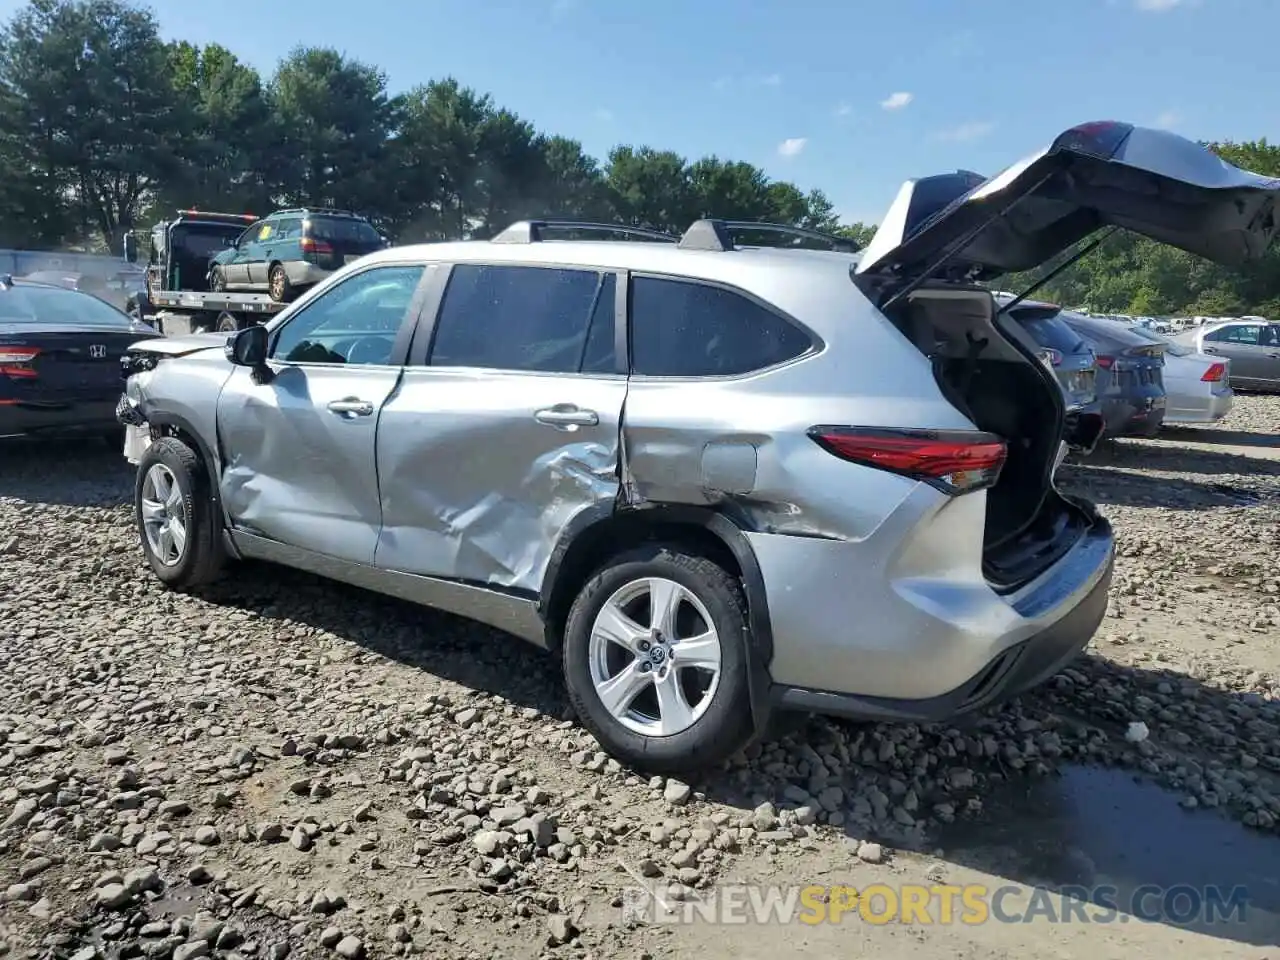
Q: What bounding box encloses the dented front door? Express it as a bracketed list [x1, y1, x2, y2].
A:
[216, 364, 402, 562]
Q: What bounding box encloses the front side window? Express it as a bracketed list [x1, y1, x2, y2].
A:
[428, 264, 609, 373]
[270, 264, 424, 365]
[629, 276, 812, 377]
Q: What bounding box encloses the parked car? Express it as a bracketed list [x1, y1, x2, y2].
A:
[117, 121, 1280, 773]
[1124, 325, 1233, 424]
[0, 276, 154, 441]
[994, 294, 1104, 451]
[1059, 312, 1167, 437]
[209, 207, 387, 303]
[1172, 318, 1280, 392]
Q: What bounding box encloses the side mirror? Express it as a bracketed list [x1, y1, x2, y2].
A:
[123, 233, 138, 263]
[225, 324, 269, 368]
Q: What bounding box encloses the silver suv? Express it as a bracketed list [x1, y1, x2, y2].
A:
[117, 121, 1280, 773]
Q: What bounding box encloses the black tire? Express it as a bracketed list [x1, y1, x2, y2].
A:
[134, 436, 225, 590]
[562, 544, 758, 775]
[209, 266, 226, 293]
[268, 263, 294, 303]
[215, 312, 242, 333]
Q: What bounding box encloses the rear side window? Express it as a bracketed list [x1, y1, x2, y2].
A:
[629, 277, 812, 377]
[429, 264, 613, 373]
[1205, 324, 1262, 345]
[309, 217, 382, 244]
[1016, 314, 1087, 354]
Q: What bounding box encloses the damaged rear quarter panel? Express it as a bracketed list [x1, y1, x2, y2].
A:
[373, 367, 628, 591]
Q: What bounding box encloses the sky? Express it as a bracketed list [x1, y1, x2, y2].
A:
[5, 0, 1279, 226]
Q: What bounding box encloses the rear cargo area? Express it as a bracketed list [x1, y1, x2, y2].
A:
[887, 287, 1093, 588]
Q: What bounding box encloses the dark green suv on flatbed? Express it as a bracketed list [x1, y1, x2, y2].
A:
[209, 207, 387, 303]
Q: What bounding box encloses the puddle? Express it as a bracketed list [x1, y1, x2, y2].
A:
[931, 764, 1280, 945]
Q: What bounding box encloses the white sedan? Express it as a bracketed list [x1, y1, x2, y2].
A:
[1128, 325, 1233, 424]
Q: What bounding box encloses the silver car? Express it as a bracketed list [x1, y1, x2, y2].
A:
[116, 121, 1280, 773]
[1173, 319, 1280, 392]
[1126, 325, 1233, 424]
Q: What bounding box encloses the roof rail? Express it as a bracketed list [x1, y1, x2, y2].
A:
[272, 207, 362, 218]
[490, 220, 680, 244]
[678, 219, 860, 253]
[175, 209, 259, 223]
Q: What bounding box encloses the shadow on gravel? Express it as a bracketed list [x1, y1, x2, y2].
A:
[0, 438, 132, 507]
[1079, 437, 1280, 478]
[1163, 426, 1280, 450]
[1059, 462, 1268, 510]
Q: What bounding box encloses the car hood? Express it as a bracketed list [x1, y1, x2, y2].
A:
[127, 332, 228, 356]
[856, 121, 1280, 294]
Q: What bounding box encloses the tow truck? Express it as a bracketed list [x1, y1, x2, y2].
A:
[124, 209, 288, 334]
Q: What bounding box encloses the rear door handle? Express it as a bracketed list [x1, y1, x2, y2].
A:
[534, 404, 599, 428]
[327, 397, 375, 417]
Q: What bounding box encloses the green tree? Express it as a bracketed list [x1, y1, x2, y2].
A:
[0, 0, 183, 252]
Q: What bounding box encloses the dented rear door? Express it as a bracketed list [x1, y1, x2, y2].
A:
[373, 262, 627, 592]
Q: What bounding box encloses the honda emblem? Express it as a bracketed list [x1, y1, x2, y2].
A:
[89, 344, 107, 359]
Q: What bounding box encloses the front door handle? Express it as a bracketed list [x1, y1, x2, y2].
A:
[327, 398, 375, 417]
[534, 404, 599, 428]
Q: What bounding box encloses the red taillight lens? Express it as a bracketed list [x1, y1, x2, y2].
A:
[809, 426, 1007, 495]
[0, 346, 39, 379]
[300, 237, 334, 254]
[1201, 362, 1227, 382]
[1095, 355, 1115, 369]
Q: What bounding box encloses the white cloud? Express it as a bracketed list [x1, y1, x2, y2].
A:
[937, 120, 996, 143]
[1135, 0, 1184, 10]
[880, 91, 913, 111]
[834, 103, 853, 118]
[1154, 109, 1182, 129]
[777, 137, 808, 158]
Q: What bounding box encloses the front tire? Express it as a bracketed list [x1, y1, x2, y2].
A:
[135, 436, 225, 589]
[562, 544, 757, 775]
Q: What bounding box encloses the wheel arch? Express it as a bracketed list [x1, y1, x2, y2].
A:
[541, 502, 774, 735]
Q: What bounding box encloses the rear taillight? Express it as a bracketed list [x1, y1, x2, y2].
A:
[1095, 355, 1115, 369]
[808, 426, 1007, 495]
[300, 237, 334, 255]
[1201, 362, 1227, 382]
[0, 346, 39, 379]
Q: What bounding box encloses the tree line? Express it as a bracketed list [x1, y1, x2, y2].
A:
[0, 0, 1277, 317]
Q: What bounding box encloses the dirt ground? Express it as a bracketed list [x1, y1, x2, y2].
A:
[2, 396, 1279, 960]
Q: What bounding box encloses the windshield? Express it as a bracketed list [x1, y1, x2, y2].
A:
[1007, 305, 1088, 354]
[0, 283, 134, 326]
[176, 224, 245, 259]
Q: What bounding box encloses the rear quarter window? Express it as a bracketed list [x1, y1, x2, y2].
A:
[629, 276, 813, 377]
[1014, 312, 1087, 354]
[309, 217, 382, 244]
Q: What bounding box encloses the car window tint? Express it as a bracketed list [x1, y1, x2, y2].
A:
[271, 265, 424, 365]
[1261, 325, 1280, 348]
[274, 218, 302, 241]
[310, 217, 382, 244]
[429, 264, 602, 373]
[580, 273, 617, 374]
[0, 284, 132, 326]
[1208, 325, 1262, 345]
[630, 276, 811, 377]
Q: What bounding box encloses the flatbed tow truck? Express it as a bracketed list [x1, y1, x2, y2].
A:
[124, 209, 288, 335]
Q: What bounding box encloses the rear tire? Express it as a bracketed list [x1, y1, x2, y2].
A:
[215, 312, 242, 333]
[135, 436, 225, 590]
[562, 544, 757, 775]
[268, 263, 294, 303]
[209, 266, 227, 293]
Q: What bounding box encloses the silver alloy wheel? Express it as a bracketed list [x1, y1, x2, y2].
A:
[140, 463, 188, 567]
[587, 576, 722, 737]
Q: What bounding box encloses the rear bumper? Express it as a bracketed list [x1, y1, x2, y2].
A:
[0, 396, 120, 438]
[1102, 391, 1166, 437]
[1164, 387, 1233, 424]
[757, 506, 1115, 722]
[284, 261, 336, 286]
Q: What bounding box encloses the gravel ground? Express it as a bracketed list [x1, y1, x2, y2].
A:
[2, 396, 1279, 959]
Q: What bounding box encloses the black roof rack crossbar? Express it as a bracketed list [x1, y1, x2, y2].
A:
[678, 219, 861, 253]
[272, 207, 362, 218]
[490, 220, 679, 244]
